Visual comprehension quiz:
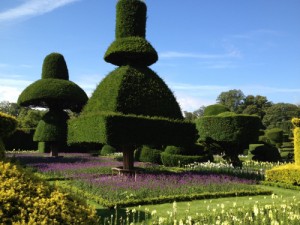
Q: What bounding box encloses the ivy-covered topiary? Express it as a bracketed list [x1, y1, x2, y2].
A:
[0, 112, 18, 159]
[18, 53, 88, 157]
[68, 0, 196, 170]
[203, 104, 230, 116]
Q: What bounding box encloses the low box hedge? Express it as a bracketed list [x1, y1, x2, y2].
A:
[160, 152, 209, 167]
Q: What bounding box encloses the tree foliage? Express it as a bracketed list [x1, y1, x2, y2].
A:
[216, 89, 245, 113]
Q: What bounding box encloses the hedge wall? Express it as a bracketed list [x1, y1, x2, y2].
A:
[68, 113, 196, 146]
[4, 128, 37, 150]
[203, 104, 230, 116]
[161, 152, 209, 167]
[138, 146, 162, 164]
[266, 128, 283, 147]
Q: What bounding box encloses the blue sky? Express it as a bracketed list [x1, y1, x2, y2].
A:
[0, 0, 300, 112]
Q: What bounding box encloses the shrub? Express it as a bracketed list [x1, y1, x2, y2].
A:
[138, 145, 162, 164]
[100, 144, 116, 156]
[0, 112, 17, 158]
[292, 118, 300, 165]
[164, 145, 185, 155]
[3, 128, 37, 150]
[265, 164, 300, 185]
[0, 161, 99, 224]
[266, 128, 284, 147]
[161, 152, 209, 167]
[203, 104, 230, 116]
[250, 143, 281, 162]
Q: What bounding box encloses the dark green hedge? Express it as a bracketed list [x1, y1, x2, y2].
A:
[3, 128, 37, 150]
[41, 53, 69, 80]
[203, 104, 230, 116]
[164, 146, 185, 155]
[0, 112, 18, 137]
[196, 114, 261, 149]
[34, 110, 69, 142]
[266, 128, 283, 147]
[250, 143, 281, 162]
[104, 37, 158, 66]
[139, 146, 162, 164]
[17, 79, 88, 112]
[68, 113, 197, 147]
[115, 0, 146, 39]
[82, 66, 183, 119]
[160, 152, 209, 167]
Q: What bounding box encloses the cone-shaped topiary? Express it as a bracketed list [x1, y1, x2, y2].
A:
[0, 112, 18, 159]
[69, 0, 196, 170]
[18, 53, 88, 157]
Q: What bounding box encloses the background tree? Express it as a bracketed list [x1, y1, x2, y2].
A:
[216, 89, 245, 113]
[184, 106, 206, 121]
[0, 101, 20, 117]
[239, 95, 272, 119]
[262, 103, 300, 136]
[17, 108, 45, 129]
[18, 53, 88, 157]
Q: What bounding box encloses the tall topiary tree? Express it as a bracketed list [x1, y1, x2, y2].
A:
[68, 0, 196, 170]
[196, 113, 261, 167]
[18, 53, 88, 157]
[0, 112, 18, 159]
[292, 118, 300, 165]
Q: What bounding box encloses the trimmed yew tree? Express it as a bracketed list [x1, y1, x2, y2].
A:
[68, 0, 196, 170]
[18, 53, 88, 157]
[196, 113, 261, 167]
[0, 112, 17, 159]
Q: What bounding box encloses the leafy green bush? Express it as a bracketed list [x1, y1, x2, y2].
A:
[0, 161, 99, 224]
[4, 128, 37, 150]
[266, 128, 284, 147]
[164, 145, 185, 155]
[0, 112, 18, 138]
[203, 104, 230, 116]
[100, 144, 116, 156]
[138, 145, 162, 164]
[250, 144, 281, 162]
[161, 152, 209, 167]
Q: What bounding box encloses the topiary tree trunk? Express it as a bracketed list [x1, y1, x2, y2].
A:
[122, 146, 135, 170]
[292, 118, 300, 165]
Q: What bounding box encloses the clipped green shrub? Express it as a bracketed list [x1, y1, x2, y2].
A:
[161, 152, 209, 167]
[104, 37, 158, 66]
[266, 128, 284, 148]
[266, 164, 300, 185]
[0, 112, 18, 158]
[41, 53, 69, 80]
[164, 146, 185, 155]
[115, 0, 146, 38]
[203, 104, 230, 116]
[4, 128, 37, 151]
[38, 142, 50, 153]
[100, 144, 116, 156]
[250, 144, 281, 162]
[138, 145, 162, 164]
[83, 66, 182, 119]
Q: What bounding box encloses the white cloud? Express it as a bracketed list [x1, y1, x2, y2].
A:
[0, 78, 32, 103]
[0, 0, 79, 22]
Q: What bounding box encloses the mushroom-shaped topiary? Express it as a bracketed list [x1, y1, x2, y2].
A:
[18, 53, 88, 157]
[68, 0, 196, 170]
[0, 112, 18, 159]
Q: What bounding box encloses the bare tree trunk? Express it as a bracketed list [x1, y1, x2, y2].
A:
[122, 146, 134, 170]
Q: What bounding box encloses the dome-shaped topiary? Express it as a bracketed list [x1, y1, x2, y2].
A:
[203, 104, 230, 116]
[42, 53, 69, 80]
[18, 79, 88, 112]
[83, 66, 182, 119]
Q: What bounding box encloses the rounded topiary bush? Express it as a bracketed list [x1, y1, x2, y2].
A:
[161, 152, 209, 167]
[41, 53, 69, 80]
[203, 104, 230, 116]
[0, 161, 99, 224]
[138, 145, 162, 164]
[0, 112, 18, 159]
[100, 144, 117, 156]
[266, 128, 284, 148]
[164, 145, 185, 155]
[250, 143, 281, 162]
